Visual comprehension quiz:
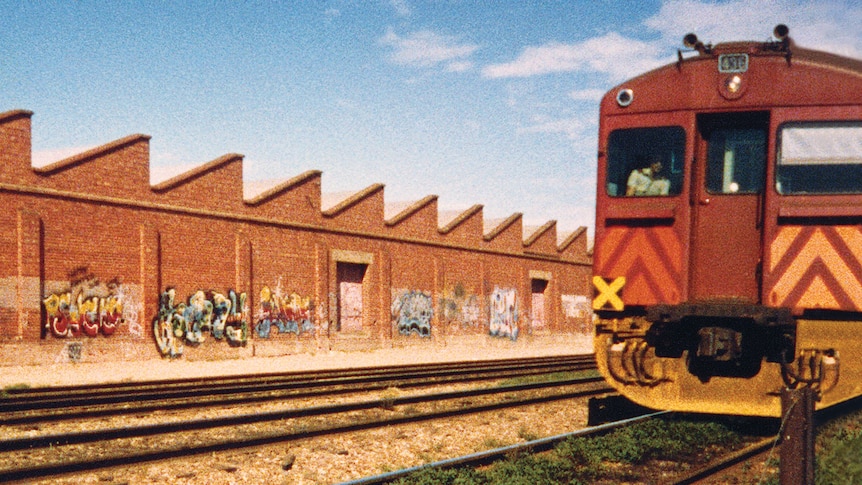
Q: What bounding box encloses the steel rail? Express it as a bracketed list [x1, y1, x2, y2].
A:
[3, 354, 585, 398]
[4, 354, 587, 396]
[0, 354, 593, 411]
[0, 359, 597, 426]
[671, 436, 779, 485]
[0, 376, 606, 452]
[670, 395, 862, 484]
[0, 379, 611, 482]
[339, 411, 671, 485]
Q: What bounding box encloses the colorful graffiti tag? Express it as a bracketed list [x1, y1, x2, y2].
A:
[561, 294, 592, 333]
[439, 283, 481, 328]
[391, 290, 433, 337]
[255, 286, 315, 338]
[489, 287, 518, 340]
[153, 288, 249, 358]
[43, 292, 124, 338]
[42, 268, 126, 338]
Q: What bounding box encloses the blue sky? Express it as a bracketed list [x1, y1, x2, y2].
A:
[4, 1, 862, 240]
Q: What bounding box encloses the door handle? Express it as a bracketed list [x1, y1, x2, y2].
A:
[699, 198, 711, 205]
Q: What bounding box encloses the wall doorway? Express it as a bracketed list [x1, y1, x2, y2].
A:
[336, 262, 367, 332]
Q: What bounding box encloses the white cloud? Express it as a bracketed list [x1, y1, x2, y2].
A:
[483, 0, 862, 85]
[569, 88, 606, 102]
[645, 0, 862, 59]
[379, 28, 479, 72]
[445, 60, 474, 73]
[482, 32, 666, 83]
[518, 115, 592, 140]
[483, 42, 584, 78]
[390, 0, 411, 18]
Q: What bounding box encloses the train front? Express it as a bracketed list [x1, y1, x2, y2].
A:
[591, 27, 862, 417]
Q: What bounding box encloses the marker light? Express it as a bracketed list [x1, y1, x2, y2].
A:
[616, 88, 634, 107]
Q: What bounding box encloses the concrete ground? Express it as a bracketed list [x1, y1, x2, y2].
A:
[0, 333, 593, 388]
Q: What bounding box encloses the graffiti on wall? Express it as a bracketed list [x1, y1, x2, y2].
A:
[42, 268, 126, 338]
[255, 285, 315, 338]
[489, 287, 518, 340]
[153, 288, 249, 358]
[114, 284, 144, 338]
[54, 341, 84, 363]
[391, 289, 433, 337]
[561, 294, 592, 333]
[439, 283, 480, 328]
[44, 292, 124, 338]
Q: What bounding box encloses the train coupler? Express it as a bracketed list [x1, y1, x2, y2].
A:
[696, 326, 743, 362]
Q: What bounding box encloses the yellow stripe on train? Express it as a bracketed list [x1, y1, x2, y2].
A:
[593, 276, 626, 311]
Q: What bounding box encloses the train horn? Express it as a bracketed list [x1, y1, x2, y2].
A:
[683, 33, 699, 49]
[683, 33, 710, 55]
[772, 24, 792, 58]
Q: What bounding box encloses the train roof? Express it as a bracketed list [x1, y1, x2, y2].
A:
[709, 40, 862, 74]
[601, 31, 862, 114]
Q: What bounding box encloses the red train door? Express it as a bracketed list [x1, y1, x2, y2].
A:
[690, 112, 768, 302]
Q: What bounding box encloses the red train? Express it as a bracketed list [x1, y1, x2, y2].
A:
[592, 25, 862, 416]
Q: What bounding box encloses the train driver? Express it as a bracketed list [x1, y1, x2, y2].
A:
[625, 158, 670, 196]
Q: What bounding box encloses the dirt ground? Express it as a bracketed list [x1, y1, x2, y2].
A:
[0, 333, 593, 388]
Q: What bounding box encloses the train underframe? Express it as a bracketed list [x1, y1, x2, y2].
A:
[594, 302, 862, 417]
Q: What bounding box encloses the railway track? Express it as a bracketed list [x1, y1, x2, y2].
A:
[0, 354, 606, 483]
[671, 436, 779, 484]
[342, 411, 670, 485]
[0, 354, 592, 417]
[673, 394, 862, 483]
[356, 398, 862, 484]
[343, 410, 785, 485]
[0, 354, 594, 430]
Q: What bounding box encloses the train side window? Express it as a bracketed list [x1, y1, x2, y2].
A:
[606, 126, 685, 197]
[777, 122, 862, 194]
[705, 128, 766, 194]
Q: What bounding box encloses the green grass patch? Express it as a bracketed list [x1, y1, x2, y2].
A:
[0, 383, 31, 399]
[391, 416, 743, 485]
[753, 407, 862, 485]
[496, 370, 599, 387]
[815, 408, 862, 485]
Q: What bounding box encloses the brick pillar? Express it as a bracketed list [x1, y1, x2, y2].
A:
[139, 224, 160, 339]
[235, 232, 252, 316]
[378, 249, 392, 342]
[16, 208, 42, 339]
[315, 241, 330, 346]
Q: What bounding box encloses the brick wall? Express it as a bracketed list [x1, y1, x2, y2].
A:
[0, 109, 592, 365]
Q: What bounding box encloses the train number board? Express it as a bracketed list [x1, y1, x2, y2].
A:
[718, 53, 749, 73]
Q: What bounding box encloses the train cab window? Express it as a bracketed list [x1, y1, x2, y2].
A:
[705, 128, 766, 194]
[606, 126, 685, 197]
[777, 122, 862, 194]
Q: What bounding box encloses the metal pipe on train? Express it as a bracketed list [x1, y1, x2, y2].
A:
[592, 25, 862, 417]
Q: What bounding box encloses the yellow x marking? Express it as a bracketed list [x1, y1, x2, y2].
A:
[592, 276, 626, 311]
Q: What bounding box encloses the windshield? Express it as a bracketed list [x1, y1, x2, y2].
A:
[705, 128, 766, 194]
[777, 122, 862, 194]
[606, 126, 685, 197]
